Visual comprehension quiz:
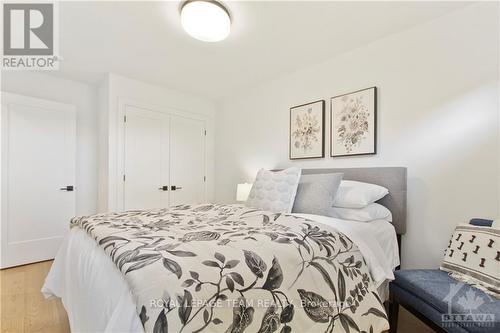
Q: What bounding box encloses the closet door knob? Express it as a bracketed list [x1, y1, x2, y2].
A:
[171, 185, 182, 191]
[158, 186, 169, 191]
[60, 185, 74, 191]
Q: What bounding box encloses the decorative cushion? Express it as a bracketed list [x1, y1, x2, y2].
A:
[291, 173, 343, 215]
[391, 269, 500, 333]
[328, 203, 392, 222]
[246, 167, 301, 213]
[333, 180, 389, 208]
[440, 224, 500, 299]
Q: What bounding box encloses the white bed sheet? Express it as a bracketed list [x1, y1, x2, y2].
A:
[42, 228, 144, 333]
[292, 214, 400, 288]
[42, 215, 399, 332]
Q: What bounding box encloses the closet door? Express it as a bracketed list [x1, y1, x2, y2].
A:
[123, 106, 169, 210]
[169, 115, 206, 206]
[1, 93, 76, 268]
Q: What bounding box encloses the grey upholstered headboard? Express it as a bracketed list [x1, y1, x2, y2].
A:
[301, 167, 407, 235]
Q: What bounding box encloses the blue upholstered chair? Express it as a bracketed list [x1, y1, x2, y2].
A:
[389, 218, 499, 333]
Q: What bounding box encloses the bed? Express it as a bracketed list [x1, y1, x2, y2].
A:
[42, 167, 407, 333]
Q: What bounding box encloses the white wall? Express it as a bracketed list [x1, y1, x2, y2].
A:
[98, 73, 216, 212]
[215, 3, 499, 269]
[1, 72, 98, 215]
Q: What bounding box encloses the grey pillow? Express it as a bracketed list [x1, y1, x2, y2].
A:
[292, 173, 344, 215]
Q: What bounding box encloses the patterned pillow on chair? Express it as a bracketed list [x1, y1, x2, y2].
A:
[440, 224, 500, 298]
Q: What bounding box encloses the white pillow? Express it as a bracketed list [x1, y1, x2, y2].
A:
[329, 203, 392, 222]
[246, 167, 301, 213]
[333, 180, 389, 208]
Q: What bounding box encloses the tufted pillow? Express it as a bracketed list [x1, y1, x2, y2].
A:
[246, 167, 301, 213]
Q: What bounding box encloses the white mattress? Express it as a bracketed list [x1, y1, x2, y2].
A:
[42, 216, 399, 333]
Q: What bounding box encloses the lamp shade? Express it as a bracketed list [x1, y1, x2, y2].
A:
[236, 183, 252, 202]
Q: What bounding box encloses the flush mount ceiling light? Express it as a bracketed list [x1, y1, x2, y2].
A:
[180, 0, 231, 42]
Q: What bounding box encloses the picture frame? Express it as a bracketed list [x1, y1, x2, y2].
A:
[330, 87, 377, 157]
[289, 100, 325, 160]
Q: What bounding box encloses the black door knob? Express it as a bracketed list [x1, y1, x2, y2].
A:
[60, 185, 74, 191]
[158, 186, 169, 191]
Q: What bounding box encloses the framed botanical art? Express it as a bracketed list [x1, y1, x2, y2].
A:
[289, 100, 325, 160]
[330, 87, 377, 157]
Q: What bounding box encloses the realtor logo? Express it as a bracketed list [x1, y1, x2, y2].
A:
[2, 2, 59, 69]
[3, 3, 53, 55]
[441, 282, 496, 329]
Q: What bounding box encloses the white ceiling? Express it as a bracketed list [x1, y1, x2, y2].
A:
[55, 1, 469, 101]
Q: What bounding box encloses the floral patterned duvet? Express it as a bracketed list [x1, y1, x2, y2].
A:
[71, 204, 389, 333]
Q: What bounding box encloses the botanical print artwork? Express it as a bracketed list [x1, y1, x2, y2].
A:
[337, 97, 369, 153]
[331, 87, 376, 157]
[72, 204, 389, 333]
[293, 109, 320, 151]
[290, 100, 325, 159]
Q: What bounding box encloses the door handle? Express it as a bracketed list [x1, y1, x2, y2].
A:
[60, 185, 74, 191]
[158, 186, 169, 191]
[170, 185, 182, 191]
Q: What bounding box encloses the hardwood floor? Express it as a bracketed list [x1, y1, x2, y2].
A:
[0, 261, 432, 333]
[1, 261, 69, 333]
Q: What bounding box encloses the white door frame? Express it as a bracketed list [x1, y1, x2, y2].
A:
[115, 98, 208, 212]
[1, 92, 76, 268]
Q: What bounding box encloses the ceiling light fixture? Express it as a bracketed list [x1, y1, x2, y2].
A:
[180, 0, 231, 42]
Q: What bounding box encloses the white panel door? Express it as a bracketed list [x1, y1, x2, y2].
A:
[1, 92, 76, 269]
[123, 106, 170, 210]
[169, 115, 206, 205]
